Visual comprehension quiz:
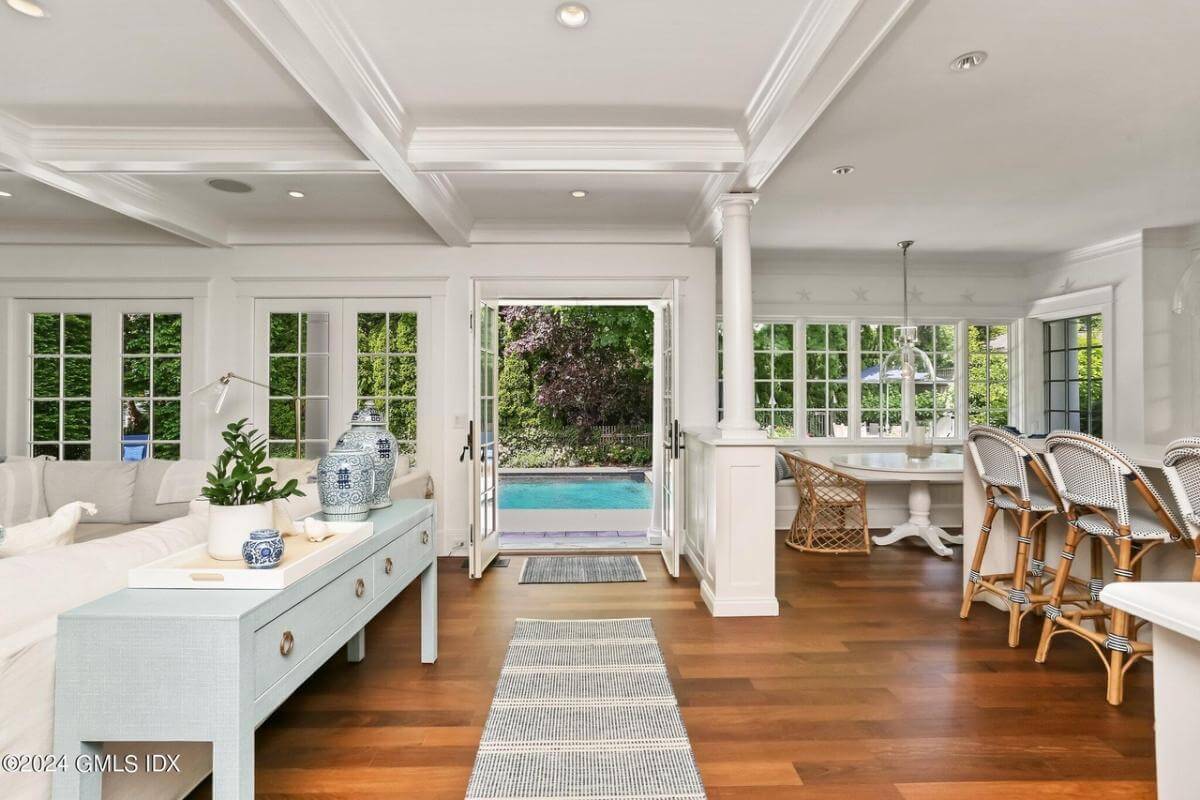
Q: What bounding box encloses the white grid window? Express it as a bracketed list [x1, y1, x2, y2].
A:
[29, 313, 92, 460]
[120, 313, 183, 461]
[804, 323, 849, 438]
[967, 323, 1010, 428]
[267, 312, 331, 458]
[355, 312, 419, 462]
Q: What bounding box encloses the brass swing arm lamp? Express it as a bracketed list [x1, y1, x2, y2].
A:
[191, 371, 303, 456]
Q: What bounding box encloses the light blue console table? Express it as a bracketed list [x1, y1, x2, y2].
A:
[51, 500, 437, 800]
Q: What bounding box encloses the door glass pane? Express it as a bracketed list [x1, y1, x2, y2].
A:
[28, 313, 92, 460]
[122, 313, 184, 461]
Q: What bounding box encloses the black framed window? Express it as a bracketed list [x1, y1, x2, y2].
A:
[1044, 313, 1102, 436]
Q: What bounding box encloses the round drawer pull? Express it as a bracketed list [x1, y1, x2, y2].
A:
[355, 577, 366, 598]
[280, 631, 294, 657]
[421, 530, 430, 545]
[384, 557, 394, 575]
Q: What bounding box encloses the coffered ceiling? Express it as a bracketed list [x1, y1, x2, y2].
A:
[0, 0, 911, 247]
[3, 0, 1196, 256]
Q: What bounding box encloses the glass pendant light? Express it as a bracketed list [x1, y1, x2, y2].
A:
[881, 240, 934, 435]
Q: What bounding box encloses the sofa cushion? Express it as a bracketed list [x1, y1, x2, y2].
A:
[132, 458, 193, 523]
[0, 456, 49, 526]
[0, 501, 96, 558]
[43, 461, 137, 524]
[73, 521, 143, 543]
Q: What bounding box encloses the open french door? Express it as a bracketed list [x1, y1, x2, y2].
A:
[659, 281, 683, 577]
[469, 290, 501, 579]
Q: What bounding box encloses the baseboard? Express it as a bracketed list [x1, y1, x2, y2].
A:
[440, 527, 468, 557]
[700, 581, 780, 617]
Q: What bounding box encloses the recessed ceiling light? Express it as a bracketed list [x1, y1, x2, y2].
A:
[950, 51, 988, 72]
[570, 190, 588, 198]
[0, 190, 12, 198]
[832, 165, 855, 175]
[6, 0, 47, 18]
[556, 3, 589, 28]
[206, 178, 254, 194]
[287, 190, 305, 198]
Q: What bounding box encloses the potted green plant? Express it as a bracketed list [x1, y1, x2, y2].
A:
[202, 419, 305, 560]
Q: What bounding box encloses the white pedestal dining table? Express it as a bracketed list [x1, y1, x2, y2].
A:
[830, 451, 965, 557]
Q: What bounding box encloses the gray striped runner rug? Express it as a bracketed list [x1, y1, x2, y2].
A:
[466, 618, 706, 800]
[519, 555, 647, 584]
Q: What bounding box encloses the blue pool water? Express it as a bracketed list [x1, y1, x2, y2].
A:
[499, 474, 652, 509]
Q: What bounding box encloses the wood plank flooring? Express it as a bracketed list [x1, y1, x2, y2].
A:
[189, 535, 1156, 798]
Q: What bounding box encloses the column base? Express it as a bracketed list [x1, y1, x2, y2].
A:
[701, 582, 780, 617]
[716, 423, 769, 441]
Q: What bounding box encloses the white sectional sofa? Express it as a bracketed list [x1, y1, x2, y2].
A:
[0, 458, 431, 800]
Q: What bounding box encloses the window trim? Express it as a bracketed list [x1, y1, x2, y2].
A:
[1027, 285, 1114, 437]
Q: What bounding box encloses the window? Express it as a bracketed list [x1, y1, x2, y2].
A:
[120, 313, 183, 461]
[753, 323, 795, 437]
[967, 324, 1010, 428]
[29, 313, 92, 460]
[355, 312, 419, 462]
[804, 323, 849, 437]
[859, 323, 957, 438]
[1044, 313, 1102, 436]
[915, 324, 957, 438]
[858, 324, 904, 437]
[267, 312, 331, 457]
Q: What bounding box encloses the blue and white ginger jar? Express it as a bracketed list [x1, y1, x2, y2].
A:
[336, 400, 396, 510]
[242, 529, 284, 569]
[317, 443, 375, 521]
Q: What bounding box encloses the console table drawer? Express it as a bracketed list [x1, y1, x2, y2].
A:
[254, 563, 375, 696]
[374, 523, 432, 594]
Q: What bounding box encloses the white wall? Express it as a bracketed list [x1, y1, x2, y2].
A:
[1143, 225, 1200, 445]
[0, 243, 717, 555]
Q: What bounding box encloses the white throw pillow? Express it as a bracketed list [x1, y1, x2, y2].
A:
[0, 501, 96, 558]
[0, 456, 50, 526]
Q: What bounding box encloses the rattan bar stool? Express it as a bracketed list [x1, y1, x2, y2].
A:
[960, 426, 1090, 647]
[1034, 431, 1185, 706]
[1163, 437, 1200, 578]
[782, 452, 870, 555]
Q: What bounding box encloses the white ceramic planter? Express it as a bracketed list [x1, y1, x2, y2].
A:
[207, 502, 274, 561]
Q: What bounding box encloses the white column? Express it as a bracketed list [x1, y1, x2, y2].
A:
[716, 193, 765, 439]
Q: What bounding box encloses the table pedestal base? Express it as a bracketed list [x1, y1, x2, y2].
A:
[871, 479, 963, 557]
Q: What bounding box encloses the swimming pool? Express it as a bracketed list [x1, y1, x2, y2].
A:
[499, 473, 652, 509]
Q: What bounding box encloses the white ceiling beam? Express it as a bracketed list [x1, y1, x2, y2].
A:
[408, 127, 745, 174]
[471, 222, 691, 245]
[220, 0, 473, 246]
[690, 0, 917, 244]
[34, 125, 373, 173]
[0, 113, 230, 247]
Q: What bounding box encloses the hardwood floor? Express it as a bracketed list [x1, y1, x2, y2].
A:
[189, 535, 1156, 798]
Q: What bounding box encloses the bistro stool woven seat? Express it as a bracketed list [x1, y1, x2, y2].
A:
[1162, 436, 1200, 578]
[1034, 431, 1185, 705]
[960, 426, 1090, 647]
[783, 452, 870, 555]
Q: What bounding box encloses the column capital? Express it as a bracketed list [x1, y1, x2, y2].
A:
[717, 192, 760, 216]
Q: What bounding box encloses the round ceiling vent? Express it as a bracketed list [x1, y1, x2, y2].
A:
[206, 178, 254, 194]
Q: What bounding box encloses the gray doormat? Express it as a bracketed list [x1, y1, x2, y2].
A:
[466, 618, 706, 799]
[519, 555, 647, 584]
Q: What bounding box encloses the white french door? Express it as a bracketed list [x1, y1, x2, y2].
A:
[469, 289, 501, 579]
[659, 281, 683, 577]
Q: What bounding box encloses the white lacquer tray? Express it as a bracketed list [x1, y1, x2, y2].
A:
[128, 521, 373, 590]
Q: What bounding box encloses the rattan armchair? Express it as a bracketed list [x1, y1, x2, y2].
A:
[782, 452, 870, 554]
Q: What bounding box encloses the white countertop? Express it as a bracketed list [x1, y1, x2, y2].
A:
[1101, 582, 1200, 641]
[832, 451, 964, 474]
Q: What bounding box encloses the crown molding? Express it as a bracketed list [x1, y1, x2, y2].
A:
[221, 0, 473, 246]
[686, 173, 738, 245]
[1058, 232, 1143, 264]
[0, 113, 229, 248]
[407, 126, 744, 173]
[470, 221, 691, 245]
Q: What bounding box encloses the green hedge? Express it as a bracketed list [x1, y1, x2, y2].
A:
[498, 426, 651, 468]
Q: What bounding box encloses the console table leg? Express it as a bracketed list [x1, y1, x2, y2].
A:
[212, 728, 254, 800]
[347, 627, 366, 662]
[421, 560, 438, 663]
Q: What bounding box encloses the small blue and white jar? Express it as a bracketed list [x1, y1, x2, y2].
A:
[336, 400, 397, 510]
[242, 529, 284, 569]
[317, 443, 375, 521]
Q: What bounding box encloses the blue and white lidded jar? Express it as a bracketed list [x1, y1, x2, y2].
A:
[336, 399, 397, 510]
[242, 529, 284, 569]
[316, 443, 375, 521]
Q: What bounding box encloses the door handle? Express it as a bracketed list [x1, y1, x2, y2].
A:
[460, 420, 474, 462]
